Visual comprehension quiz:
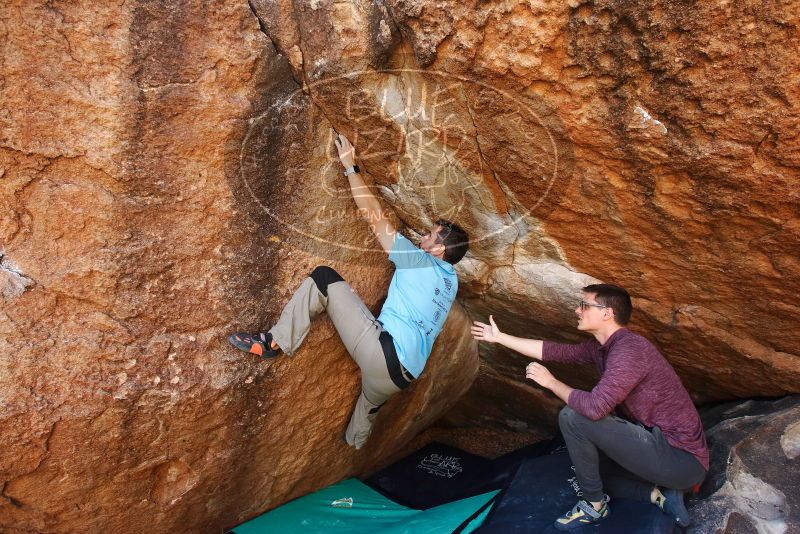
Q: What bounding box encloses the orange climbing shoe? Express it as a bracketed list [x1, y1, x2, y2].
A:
[228, 332, 280, 358]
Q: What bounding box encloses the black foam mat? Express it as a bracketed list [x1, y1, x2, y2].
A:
[475, 448, 678, 533]
[365, 442, 515, 510]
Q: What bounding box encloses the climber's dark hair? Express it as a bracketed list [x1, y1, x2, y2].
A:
[582, 284, 632, 325]
[434, 219, 469, 264]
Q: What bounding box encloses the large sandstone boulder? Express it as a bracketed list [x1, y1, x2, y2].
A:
[0, 2, 477, 532]
[246, 0, 800, 426]
[2, 0, 799, 532]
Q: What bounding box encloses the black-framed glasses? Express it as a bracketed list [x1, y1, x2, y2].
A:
[578, 301, 608, 311]
[433, 219, 454, 244]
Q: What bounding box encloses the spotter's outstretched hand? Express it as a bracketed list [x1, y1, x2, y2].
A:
[525, 362, 556, 389]
[471, 315, 502, 343]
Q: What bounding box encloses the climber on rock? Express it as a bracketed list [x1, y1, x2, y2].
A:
[229, 133, 469, 450]
[471, 284, 708, 530]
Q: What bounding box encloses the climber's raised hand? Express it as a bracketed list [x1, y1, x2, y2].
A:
[332, 130, 396, 254]
[334, 133, 356, 168]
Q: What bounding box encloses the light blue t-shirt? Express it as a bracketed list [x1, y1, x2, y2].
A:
[377, 234, 458, 378]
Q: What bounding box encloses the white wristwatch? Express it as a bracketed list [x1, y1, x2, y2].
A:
[343, 165, 361, 177]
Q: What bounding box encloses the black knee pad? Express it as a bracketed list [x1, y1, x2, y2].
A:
[310, 266, 344, 297]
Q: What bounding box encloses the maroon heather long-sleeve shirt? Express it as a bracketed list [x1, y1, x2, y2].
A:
[543, 328, 709, 470]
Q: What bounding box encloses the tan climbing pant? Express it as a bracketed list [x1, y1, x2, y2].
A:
[268, 276, 401, 449]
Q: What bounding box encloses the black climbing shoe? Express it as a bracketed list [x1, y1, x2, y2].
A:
[654, 487, 690, 527]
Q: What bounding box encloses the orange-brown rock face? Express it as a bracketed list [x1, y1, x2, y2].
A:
[386, 0, 800, 426]
[1, 0, 799, 532]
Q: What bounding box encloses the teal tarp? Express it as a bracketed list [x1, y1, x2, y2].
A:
[230, 478, 497, 534]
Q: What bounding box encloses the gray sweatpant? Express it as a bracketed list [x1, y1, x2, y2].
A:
[559, 406, 706, 503]
[268, 274, 401, 449]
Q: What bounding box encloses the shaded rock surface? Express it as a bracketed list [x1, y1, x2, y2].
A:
[1, 0, 799, 532]
[689, 397, 800, 533]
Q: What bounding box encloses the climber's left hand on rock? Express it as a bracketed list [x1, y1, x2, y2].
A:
[334, 133, 356, 168]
